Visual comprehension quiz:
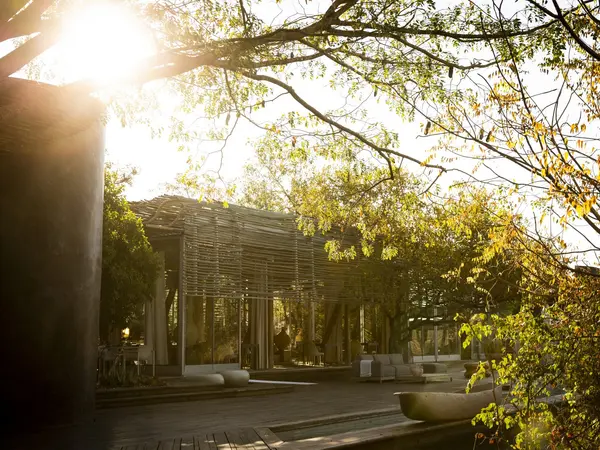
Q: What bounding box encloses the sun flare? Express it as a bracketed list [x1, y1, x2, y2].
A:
[57, 2, 156, 84]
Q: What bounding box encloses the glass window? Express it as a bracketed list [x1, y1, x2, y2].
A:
[185, 296, 239, 365]
[410, 327, 423, 356]
[185, 296, 211, 365]
[422, 325, 436, 356]
[213, 298, 239, 364]
[362, 303, 381, 353]
[437, 323, 459, 355]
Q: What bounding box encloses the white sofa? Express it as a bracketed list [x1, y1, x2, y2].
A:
[352, 354, 451, 383]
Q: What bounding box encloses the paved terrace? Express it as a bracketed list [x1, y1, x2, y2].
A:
[91, 366, 476, 449]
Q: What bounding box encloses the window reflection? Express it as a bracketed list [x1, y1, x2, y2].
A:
[437, 323, 459, 355]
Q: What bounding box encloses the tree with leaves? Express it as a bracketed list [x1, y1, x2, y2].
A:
[101, 167, 158, 343]
[236, 152, 524, 353]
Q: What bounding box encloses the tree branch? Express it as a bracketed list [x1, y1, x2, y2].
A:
[0, 0, 30, 23]
[0, 0, 55, 43]
[240, 70, 447, 172]
[0, 21, 59, 78]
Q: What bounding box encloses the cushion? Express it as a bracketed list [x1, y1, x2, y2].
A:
[358, 354, 374, 361]
[383, 365, 396, 377]
[389, 353, 404, 365]
[392, 365, 412, 377]
[372, 362, 395, 377]
[374, 354, 391, 365]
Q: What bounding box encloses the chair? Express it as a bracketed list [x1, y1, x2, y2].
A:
[98, 346, 120, 377]
[304, 341, 324, 366]
[121, 346, 140, 378]
[137, 345, 155, 377]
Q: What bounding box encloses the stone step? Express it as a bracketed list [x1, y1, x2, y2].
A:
[96, 384, 221, 400]
[95, 385, 295, 409]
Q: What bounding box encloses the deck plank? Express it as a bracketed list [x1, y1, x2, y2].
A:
[245, 429, 269, 450]
[213, 431, 231, 449]
[157, 439, 176, 450]
[224, 430, 244, 450]
[206, 433, 218, 450]
[180, 436, 195, 448]
[254, 427, 282, 450]
[237, 428, 257, 450]
[194, 435, 212, 450]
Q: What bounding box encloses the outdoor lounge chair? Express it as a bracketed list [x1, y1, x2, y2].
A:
[304, 341, 324, 366]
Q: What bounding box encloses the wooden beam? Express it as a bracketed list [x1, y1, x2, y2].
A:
[0, 8, 59, 78]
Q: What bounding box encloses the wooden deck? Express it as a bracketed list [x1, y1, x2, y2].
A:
[116, 427, 279, 450]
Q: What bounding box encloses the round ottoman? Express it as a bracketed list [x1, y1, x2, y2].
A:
[220, 370, 250, 387]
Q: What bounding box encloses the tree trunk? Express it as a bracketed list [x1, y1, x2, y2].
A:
[388, 278, 411, 356]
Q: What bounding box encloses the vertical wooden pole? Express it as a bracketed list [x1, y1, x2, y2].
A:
[238, 297, 242, 369]
[154, 253, 168, 365]
[310, 301, 316, 342]
[268, 298, 274, 369]
[266, 262, 274, 369]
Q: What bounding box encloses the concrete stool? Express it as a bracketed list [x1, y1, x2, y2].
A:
[422, 363, 447, 374]
[183, 373, 225, 386]
[220, 369, 250, 387]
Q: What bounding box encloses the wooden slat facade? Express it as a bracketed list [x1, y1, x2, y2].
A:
[132, 196, 384, 305]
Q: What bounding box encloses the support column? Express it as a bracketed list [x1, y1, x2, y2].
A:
[359, 305, 365, 343]
[344, 304, 351, 365]
[154, 253, 169, 365]
[434, 324, 439, 362]
[144, 299, 155, 353]
[0, 79, 105, 446]
[178, 237, 185, 371]
[323, 304, 342, 363]
[309, 300, 316, 342]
